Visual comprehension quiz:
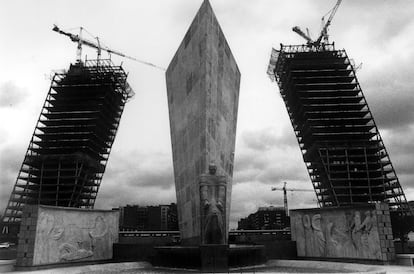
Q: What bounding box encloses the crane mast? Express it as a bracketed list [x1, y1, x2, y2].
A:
[292, 0, 342, 46]
[271, 182, 314, 216]
[315, 0, 342, 45]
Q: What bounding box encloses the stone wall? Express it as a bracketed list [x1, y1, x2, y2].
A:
[16, 205, 118, 267]
[290, 204, 394, 261]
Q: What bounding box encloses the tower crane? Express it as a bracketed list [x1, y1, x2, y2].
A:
[271, 182, 314, 216]
[52, 25, 165, 71]
[292, 0, 342, 46]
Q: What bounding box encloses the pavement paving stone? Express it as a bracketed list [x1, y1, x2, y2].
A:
[5, 259, 414, 273]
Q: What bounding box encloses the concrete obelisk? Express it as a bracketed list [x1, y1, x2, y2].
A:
[166, 0, 240, 245]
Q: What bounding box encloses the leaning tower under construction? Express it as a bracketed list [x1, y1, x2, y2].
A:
[1, 59, 134, 235]
[267, 44, 410, 213]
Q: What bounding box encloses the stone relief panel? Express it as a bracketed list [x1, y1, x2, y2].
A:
[199, 164, 227, 245]
[32, 206, 118, 265]
[291, 206, 383, 260]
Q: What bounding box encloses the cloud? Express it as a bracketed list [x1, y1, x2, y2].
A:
[352, 9, 414, 131]
[345, 1, 414, 44]
[233, 127, 307, 184]
[0, 148, 177, 214]
[372, 95, 414, 130]
[0, 81, 27, 108]
[364, 62, 414, 130]
[1, 0, 414, 231]
[230, 181, 316, 228]
[95, 184, 176, 210]
[0, 129, 8, 145]
[382, 126, 414, 196]
[384, 132, 414, 200]
[98, 125, 315, 227]
[0, 147, 23, 214]
[241, 127, 297, 151]
[370, 93, 414, 130]
[386, 126, 414, 162]
[229, 126, 314, 227]
[231, 125, 340, 227]
[104, 150, 174, 188]
[95, 150, 176, 208]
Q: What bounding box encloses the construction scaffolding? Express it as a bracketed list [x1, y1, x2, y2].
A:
[2, 59, 134, 228]
[267, 44, 410, 213]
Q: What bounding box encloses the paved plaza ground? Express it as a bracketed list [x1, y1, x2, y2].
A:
[1, 260, 413, 273]
[2, 245, 414, 273]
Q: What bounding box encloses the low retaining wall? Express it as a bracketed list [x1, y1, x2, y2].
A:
[0, 259, 15, 272]
[16, 205, 119, 267]
[290, 203, 394, 261]
[116, 231, 296, 261]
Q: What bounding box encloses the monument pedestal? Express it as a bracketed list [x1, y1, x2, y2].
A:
[152, 246, 200, 269]
[200, 244, 228, 272]
[152, 244, 266, 270]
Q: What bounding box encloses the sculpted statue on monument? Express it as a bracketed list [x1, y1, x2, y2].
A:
[199, 163, 227, 245]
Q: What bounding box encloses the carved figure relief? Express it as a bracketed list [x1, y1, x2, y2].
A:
[311, 214, 326, 256]
[199, 163, 227, 245]
[89, 216, 112, 259]
[33, 208, 117, 265]
[302, 214, 326, 256]
[89, 216, 108, 238]
[58, 223, 94, 262]
[295, 209, 381, 260]
[326, 217, 356, 258]
[59, 242, 93, 261]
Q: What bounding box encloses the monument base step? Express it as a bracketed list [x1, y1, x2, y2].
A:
[152, 244, 266, 270]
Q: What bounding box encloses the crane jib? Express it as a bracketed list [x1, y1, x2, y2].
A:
[52, 24, 166, 71]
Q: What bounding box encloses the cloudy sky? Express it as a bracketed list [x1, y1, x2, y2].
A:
[1, 0, 414, 229]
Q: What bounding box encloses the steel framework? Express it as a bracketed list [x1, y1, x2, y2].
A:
[268, 44, 410, 213]
[2, 59, 134, 226]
